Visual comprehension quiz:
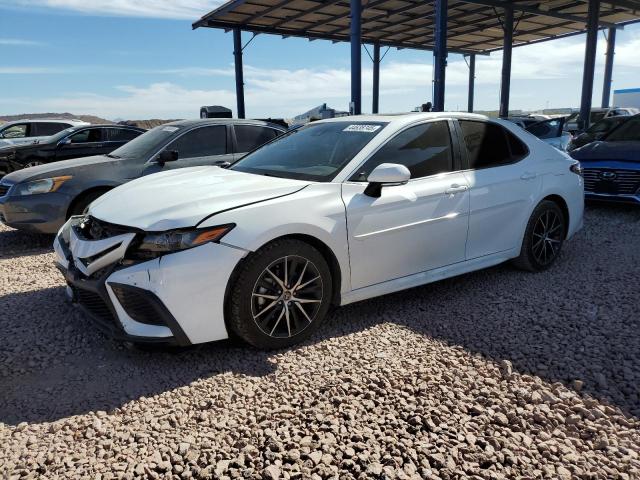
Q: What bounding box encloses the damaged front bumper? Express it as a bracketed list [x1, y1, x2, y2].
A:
[54, 217, 247, 346]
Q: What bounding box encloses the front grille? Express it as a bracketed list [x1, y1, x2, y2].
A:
[0, 185, 9, 197]
[583, 168, 640, 195]
[73, 287, 115, 324]
[75, 216, 137, 241]
[110, 284, 165, 326]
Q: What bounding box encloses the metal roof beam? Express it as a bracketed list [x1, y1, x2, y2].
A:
[269, 0, 346, 29]
[201, 19, 485, 55]
[598, 0, 640, 10]
[456, 0, 621, 28]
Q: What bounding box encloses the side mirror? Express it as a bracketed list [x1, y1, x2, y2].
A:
[59, 138, 72, 147]
[364, 163, 411, 198]
[157, 150, 179, 165]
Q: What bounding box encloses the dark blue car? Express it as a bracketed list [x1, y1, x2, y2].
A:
[570, 114, 640, 205]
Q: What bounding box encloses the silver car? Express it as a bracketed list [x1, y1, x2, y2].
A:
[0, 119, 90, 148]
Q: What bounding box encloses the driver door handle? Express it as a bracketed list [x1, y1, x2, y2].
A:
[445, 184, 469, 194]
[521, 172, 537, 180]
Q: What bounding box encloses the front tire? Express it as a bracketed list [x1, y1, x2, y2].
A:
[68, 189, 109, 218]
[513, 200, 566, 272]
[228, 239, 332, 349]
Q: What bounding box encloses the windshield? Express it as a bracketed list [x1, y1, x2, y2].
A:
[109, 124, 184, 159]
[230, 121, 387, 181]
[604, 116, 640, 142]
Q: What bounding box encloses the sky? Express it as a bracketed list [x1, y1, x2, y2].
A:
[0, 0, 639, 120]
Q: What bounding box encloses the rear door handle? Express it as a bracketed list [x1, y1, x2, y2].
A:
[445, 184, 469, 194]
[521, 172, 537, 180]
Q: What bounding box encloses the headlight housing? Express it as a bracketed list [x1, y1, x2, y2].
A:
[128, 224, 235, 260]
[15, 176, 72, 196]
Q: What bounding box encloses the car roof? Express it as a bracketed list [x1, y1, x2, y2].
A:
[163, 118, 287, 130]
[0, 119, 90, 127]
[313, 112, 489, 127]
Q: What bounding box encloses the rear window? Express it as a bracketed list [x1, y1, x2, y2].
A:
[235, 125, 280, 152]
[459, 121, 528, 169]
[33, 122, 69, 136]
[105, 128, 142, 142]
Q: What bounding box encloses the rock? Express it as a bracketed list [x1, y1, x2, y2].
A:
[499, 360, 513, 378]
[263, 465, 281, 480]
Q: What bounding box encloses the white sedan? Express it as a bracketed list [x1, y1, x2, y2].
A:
[54, 113, 584, 349]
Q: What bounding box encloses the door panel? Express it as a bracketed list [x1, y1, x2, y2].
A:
[142, 154, 236, 176]
[141, 125, 232, 176]
[55, 128, 105, 161]
[343, 172, 470, 290]
[463, 164, 541, 259]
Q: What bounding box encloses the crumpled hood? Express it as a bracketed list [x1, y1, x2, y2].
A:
[1, 155, 115, 184]
[89, 166, 309, 231]
[570, 141, 640, 162]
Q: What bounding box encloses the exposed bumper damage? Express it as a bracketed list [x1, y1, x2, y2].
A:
[54, 217, 247, 345]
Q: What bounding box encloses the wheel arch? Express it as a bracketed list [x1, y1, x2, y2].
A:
[66, 185, 113, 219]
[541, 194, 570, 238]
[222, 233, 343, 338]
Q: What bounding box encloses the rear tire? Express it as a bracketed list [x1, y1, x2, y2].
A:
[228, 239, 332, 349]
[69, 189, 109, 218]
[513, 200, 566, 272]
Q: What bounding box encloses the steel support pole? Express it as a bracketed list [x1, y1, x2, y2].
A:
[468, 54, 476, 113]
[372, 43, 381, 114]
[350, 0, 362, 115]
[433, 0, 448, 112]
[499, 4, 513, 118]
[233, 28, 245, 119]
[580, 0, 600, 129]
[602, 27, 616, 108]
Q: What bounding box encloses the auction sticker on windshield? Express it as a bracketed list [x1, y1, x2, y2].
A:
[343, 124, 382, 133]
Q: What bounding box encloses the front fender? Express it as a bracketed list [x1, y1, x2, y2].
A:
[200, 183, 352, 294]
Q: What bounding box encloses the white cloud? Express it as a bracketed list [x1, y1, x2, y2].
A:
[0, 0, 222, 19]
[1, 30, 639, 118]
[0, 38, 45, 46]
[0, 67, 60, 74]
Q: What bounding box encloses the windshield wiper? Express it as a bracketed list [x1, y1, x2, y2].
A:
[105, 154, 121, 159]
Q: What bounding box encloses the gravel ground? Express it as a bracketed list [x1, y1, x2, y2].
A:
[1, 204, 639, 480]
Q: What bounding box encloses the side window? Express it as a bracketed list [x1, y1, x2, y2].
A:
[459, 121, 527, 169]
[526, 119, 562, 139]
[69, 128, 103, 144]
[1, 124, 28, 138]
[166, 125, 226, 159]
[349, 121, 453, 181]
[235, 125, 280, 152]
[33, 122, 69, 136]
[106, 128, 141, 142]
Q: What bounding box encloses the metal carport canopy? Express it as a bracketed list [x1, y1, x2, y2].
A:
[193, 0, 640, 118]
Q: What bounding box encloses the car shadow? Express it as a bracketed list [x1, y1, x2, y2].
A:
[0, 286, 277, 425]
[0, 227, 54, 260]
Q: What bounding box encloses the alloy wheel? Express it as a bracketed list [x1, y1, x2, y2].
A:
[532, 210, 563, 266]
[251, 255, 323, 338]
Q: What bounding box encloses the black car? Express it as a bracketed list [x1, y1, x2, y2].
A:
[0, 119, 286, 233]
[567, 115, 631, 152]
[0, 124, 146, 176]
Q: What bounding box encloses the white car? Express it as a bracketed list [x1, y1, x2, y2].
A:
[54, 113, 584, 349]
[0, 119, 90, 148]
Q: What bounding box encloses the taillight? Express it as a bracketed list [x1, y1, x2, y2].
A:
[570, 162, 583, 177]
